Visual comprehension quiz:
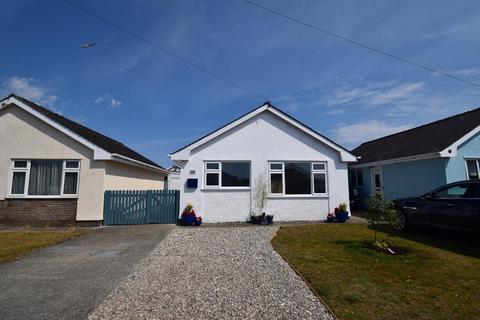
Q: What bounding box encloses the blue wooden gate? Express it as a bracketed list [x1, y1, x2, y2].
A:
[103, 190, 179, 225]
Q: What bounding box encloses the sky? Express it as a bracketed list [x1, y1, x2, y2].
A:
[1, 0, 480, 167]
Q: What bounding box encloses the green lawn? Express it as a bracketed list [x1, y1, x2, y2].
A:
[0, 229, 86, 263]
[272, 224, 480, 320]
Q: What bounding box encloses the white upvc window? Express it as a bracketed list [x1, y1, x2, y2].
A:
[204, 161, 251, 188]
[268, 161, 328, 196]
[9, 160, 80, 198]
[466, 159, 480, 180]
[205, 162, 221, 187]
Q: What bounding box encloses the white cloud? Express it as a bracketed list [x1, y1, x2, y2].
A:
[321, 79, 473, 119]
[370, 82, 424, 105]
[94, 95, 122, 109]
[1, 76, 58, 107]
[332, 120, 412, 146]
[454, 67, 480, 77]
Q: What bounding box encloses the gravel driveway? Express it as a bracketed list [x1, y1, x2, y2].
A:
[88, 226, 333, 320]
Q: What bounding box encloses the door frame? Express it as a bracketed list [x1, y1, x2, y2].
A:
[371, 166, 384, 195]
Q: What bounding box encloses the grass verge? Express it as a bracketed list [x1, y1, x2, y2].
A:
[272, 224, 480, 320]
[0, 228, 87, 263]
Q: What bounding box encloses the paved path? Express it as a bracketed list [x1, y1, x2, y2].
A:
[89, 227, 333, 320]
[0, 225, 173, 320]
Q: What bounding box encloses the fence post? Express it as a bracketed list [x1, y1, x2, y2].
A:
[103, 191, 110, 225]
[174, 190, 180, 223]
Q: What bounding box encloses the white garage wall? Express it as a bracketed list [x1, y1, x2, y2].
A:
[177, 111, 350, 222]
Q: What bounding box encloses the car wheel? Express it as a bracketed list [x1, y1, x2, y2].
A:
[394, 210, 407, 231]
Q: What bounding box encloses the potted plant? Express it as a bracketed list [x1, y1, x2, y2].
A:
[259, 212, 267, 225]
[182, 203, 196, 226]
[249, 211, 260, 224]
[325, 212, 335, 223]
[266, 214, 274, 224]
[194, 216, 203, 226]
[336, 202, 349, 223]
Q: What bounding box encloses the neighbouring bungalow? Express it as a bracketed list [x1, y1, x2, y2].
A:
[0, 94, 167, 226]
[169, 101, 357, 222]
[350, 107, 480, 204]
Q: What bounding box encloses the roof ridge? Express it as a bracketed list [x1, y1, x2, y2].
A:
[355, 106, 480, 148]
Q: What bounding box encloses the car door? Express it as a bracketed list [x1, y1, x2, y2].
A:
[456, 183, 480, 231]
[422, 183, 469, 230]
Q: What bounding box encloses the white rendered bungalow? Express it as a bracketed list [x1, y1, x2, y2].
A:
[169, 102, 357, 222]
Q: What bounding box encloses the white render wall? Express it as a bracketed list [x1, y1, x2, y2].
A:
[177, 111, 350, 222]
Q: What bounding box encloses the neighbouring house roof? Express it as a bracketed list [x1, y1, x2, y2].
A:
[1, 94, 166, 172]
[352, 107, 480, 166]
[169, 101, 357, 162]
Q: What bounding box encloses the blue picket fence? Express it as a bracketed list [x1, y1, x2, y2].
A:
[104, 190, 179, 225]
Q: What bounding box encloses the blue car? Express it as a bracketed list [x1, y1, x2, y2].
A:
[393, 180, 480, 232]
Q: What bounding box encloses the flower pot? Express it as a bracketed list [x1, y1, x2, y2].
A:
[260, 216, 268, 225]
[183, 215, 195, 226]
[336, 211, 349, 223]
[194, 219, 202, 226]
[266, 215, 274, 225]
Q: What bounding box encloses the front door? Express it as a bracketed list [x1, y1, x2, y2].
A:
[371, 166, 383, 195]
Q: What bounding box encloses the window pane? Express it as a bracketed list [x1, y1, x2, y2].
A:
[270, 163, 283, 170]
[11, 172, 26, 194]
[466, 160, 479, 180]
[14, 160, 28, 168]
[63, 172, 78, 194]
[221, 162, 250, 187]
[465, 184, 480, 198]
[357, 170, 364, 186]
[206, 162, 219, 170]
[28, 160, 62, 195]
[206, 173, 219, 186]
[313, 163, 325, 171]
[314, 173, 326, 194]
[375, 174, 381, 188]
[285, 162, 311, 194]
[433, 184, 468, 198]
[65, 161, 79, 169]
[270, 173, 283, 194]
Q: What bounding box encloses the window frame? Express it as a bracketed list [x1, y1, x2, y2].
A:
[204, 161, 251, 189]
[8, 160, 80, 198]
[268, 161, 328, 197]
[465, 159, 480, 180]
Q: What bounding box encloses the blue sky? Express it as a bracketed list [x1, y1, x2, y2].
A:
[1, 0, 480, 167]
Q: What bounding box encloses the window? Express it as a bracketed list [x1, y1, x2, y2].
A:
[432, 183, 468, 198]
[350, 169, 364, 187]
[269, 163, 284, 194]
[466, 159, 479, 180]
[9, 160, 80, 197]
[204, 162, 250, 188]
[285, 162, 311, 194]
[269, 162, 327, 196]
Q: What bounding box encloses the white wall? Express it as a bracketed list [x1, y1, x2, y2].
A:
[178, 111, 350, 222]
[167, 172, 182, 190]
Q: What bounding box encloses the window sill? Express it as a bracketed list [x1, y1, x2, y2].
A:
[268, 194, 329, 199]
[6, 195, 79, 200]
[201, 187, 251, 191]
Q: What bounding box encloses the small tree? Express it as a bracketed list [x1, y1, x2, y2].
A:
[252, 171, 269, 216]
[366, 193, 397, 242]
